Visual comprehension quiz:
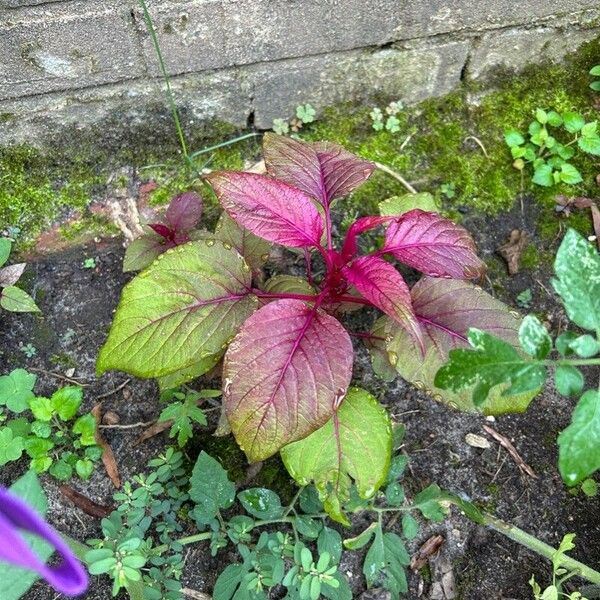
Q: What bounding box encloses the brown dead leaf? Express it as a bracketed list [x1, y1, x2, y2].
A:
[59, 485, 113, 518]
[497, 229, 528, 275]
[591, 204, 600, 251]
[133, 420, 169, 446]
[411, 535, 445, 570]
[92, 403, 121, 488]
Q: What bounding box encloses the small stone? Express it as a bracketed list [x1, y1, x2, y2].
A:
[465, 433, 491, 449]
[65, 368, 75, 378]
[102, 411, 120, 425]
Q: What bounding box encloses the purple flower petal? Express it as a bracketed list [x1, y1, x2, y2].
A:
[0, 486, 88, 596]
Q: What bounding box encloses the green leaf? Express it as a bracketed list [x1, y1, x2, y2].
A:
[504, 130, 525, 147]
[553, 229, 600, 332]
[158, 395, 207, 447]
[413, 484, 447, 521]
[76, 458, 94, 480]
[49, 459, 73, 481]
[365, 316, 397, 382]
[379, 193, 439, 216]
[318, 527, 343, 565]
[563, 112, 585, 133]
[556, 332, 578, 357]
[263, 275, 316, 297]
[343, 522, 378, 550]
[1, 286, 40, 313]
[24, 436, 53, 459]
[559, 391, 600, 485]
[0, 368, 36, 413]
[590, 66, 600, 76]
[51, 386, 83, 420]
[518, 315, 552, 359]
[281, 387, 392, 525]
[213, 563, 250, 600]
[296, 515, 322, 539]
[0, 472, 52, 600]
[72, 413, 96, 445]
[559, 163, 583, 184]
[0, 427, 24, 465]
[97, 241, 258, 378]
[189, 451, 236, 520]
[591, 81, 600, 91]
[401, 514, 419, 540]
[29, 397, 54, 422]
[581, 121, 598, 137]
[535, 109, 548, 124]
[213, 211, 271, 275]
[156, 353, 220, 392]
[554, 365, 584, 397]
[237, 488, 283, 519]
[569, 334, 600, 358]
[547, 111, 563, 127]
[363, 528, 409, 596]
[434, 328, 546, 407]
[0, 238, 11, 268]
[532, 164, 554, 187]
[578, 135, 600, 155]
[581, 478, 598, 497]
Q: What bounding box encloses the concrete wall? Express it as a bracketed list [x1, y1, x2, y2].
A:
[0, 0, 599, 144]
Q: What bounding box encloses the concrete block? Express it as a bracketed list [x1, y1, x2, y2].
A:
[469, 26, 600, 80]
[395, 0, 600, 38]
[0, 68, 251, 145]
[0, 3, 143, 101]
[136, 0, 406, 76]
[250, 40, 470, 128]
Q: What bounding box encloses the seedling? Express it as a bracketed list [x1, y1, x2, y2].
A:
[0, 237, 40, 313]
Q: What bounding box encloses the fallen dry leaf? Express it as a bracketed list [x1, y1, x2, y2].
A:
[497, 229, 528, 275]
[92, 403, 121, 488]
[133, 420, 169, 446]
[591, 204, 600, 251]
[411, 535, 445, 570]
[60, 485, 113, 518]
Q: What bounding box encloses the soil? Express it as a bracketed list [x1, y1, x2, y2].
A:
[1, 195, 599, 600]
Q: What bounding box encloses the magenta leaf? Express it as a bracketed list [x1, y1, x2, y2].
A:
[166, 191, 203, 232]
[148, 223, 175, 240]
[207, 172, 324, 248]
[342, 255, 424, 352]
[263, 133, 375, 206]
[385, 277, 536, 414]
[383, 210, 486, 279]
[223, 299, 353, 462]
[342, 215, 394, 259]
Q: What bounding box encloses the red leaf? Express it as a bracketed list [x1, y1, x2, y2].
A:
[166, 192, 203, 232]
[223, 299, 353, 462]
[148, 223, 174, 240]
[342, 255, 424, 352]
[342, 215, 394, 259]
[383, 210, 485, 279]
[263, 133, 375, 206]
[207, 172, 324, 248]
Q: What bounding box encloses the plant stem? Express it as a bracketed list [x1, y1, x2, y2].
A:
[554, 358, 600, 367]
[252, 290, 319, 302]
[482, 512, 600, 585]
[138, 0, 194, 173]
[374, 161, 417, 194]
[189, 133, 260, 158]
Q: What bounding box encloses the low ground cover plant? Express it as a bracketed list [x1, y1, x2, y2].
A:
[0, 369, 101, 480]
[505, 109, 600, 187]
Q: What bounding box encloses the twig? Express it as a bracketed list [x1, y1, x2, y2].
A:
[374, 161, 417, 194]
[464, 135, 489, 158]
[100, 420, 156, 430]
[29, 368, 92, 387]
[482, 425, 537, 478]
[94, 379, 131, 401]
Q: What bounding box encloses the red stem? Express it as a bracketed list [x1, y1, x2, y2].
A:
[252, 290, 319, 302]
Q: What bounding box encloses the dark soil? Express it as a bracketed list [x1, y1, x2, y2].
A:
[1, 196, 599, 600]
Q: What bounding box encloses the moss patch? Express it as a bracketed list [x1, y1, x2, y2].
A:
[3, 37, 600, 249]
